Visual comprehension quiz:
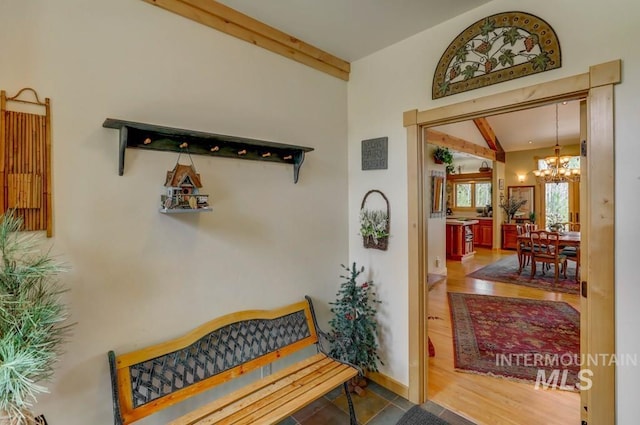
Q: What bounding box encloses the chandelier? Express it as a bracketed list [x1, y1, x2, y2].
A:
[532, 104, 580, 183]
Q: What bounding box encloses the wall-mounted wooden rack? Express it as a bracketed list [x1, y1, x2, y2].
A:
[102, 119, 314, 183]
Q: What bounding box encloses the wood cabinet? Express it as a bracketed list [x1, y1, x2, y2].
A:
[446, 223, 475, 260]
[502, 223, 519, 250]
[473, 218, 494, 248]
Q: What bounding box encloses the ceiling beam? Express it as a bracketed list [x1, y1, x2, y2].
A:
[425, 129, 496, 161]
[142, 0, 350, 80]
[472, 117, 506, 162]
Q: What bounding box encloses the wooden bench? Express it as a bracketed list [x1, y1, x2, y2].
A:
[108, 296, 359, 424]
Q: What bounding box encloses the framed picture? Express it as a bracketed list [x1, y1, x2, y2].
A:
[430, 171, 445, 218]
[508, 185, 535, 219]
[499, 178, 505, 190]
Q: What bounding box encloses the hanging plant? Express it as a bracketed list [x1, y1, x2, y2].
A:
[433, 147, 453, 165]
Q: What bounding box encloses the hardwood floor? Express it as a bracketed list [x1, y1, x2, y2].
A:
[428, 248, 580, 425]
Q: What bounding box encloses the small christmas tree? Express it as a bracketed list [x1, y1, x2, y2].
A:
[329, 263, 382, 395]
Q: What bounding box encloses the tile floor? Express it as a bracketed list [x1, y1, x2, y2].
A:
[277, 380, 476, 425]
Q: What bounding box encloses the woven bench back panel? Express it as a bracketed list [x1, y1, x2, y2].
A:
[128, 310, 311, 408]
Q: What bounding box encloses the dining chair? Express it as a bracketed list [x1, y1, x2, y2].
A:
[530, 230, 567, 283]
[516, 224, 533, 274]
[557, 222, 580, 232]
[561, 245, 580, 281]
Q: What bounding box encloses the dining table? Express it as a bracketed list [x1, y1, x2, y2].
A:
[516, 230, 581, 247]
[516, 231, 581, 278]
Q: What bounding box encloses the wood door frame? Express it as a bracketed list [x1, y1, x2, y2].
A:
[404, 60, 620, 424]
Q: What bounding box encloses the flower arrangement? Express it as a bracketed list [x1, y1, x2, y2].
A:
[359, 209, 389, 244]
[359, 190, 390, 251]
[499, 197, 527, 222]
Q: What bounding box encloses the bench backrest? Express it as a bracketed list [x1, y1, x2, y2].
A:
[108, 299, 319, 425]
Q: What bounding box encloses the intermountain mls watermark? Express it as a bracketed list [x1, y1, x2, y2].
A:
[495, 353, 638, 390]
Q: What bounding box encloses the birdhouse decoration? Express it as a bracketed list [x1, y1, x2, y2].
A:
[160, 149, 211, 213]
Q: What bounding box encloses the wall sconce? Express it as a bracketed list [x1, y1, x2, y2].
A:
[517, 174, 526, 183]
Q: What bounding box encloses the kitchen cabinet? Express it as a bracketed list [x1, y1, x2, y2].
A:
[473, 218, 494, 248]
[446, 220, 477, 260]
[502, 223, 519, 250]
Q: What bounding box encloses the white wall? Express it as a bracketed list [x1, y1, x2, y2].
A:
[0, 1, 348, 423]
[348, 0, 640, 421]
[426, 149, 446, 276]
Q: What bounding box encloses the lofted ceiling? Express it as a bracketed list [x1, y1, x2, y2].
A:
[215, 0, 492, 61]
[433, 100, 582, 159]
[150, 1, 579, 155]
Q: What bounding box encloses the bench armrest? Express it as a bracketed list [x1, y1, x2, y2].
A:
[108, 351, 124, 425]
[304, 296, 364, 376]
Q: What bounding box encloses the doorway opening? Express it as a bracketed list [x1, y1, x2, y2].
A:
[405, 60, 619, 425]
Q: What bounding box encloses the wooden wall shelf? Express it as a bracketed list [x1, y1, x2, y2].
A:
[103, 119, 314, 183]
[446, 171, 492, 181]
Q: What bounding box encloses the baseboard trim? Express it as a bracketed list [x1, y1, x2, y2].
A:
[367, 371, 409, 399]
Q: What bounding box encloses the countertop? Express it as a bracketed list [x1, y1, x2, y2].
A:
[446, 218, 479, 225]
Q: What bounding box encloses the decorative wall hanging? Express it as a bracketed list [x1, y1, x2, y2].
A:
[0, 88, 53, 236]
[160, 147, 212, 214]
[432, 11, 561, 99]
[359, 190, 390, 251]
[430, 171, 445, 218]
[361, 137, 388, 170]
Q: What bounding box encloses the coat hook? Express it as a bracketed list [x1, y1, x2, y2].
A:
[179, 142, 188, 149]
[262, 152, 271, 158]
[143, 138, 152, 145]
[238, 149, 247, 155]
[283, 155, 293, 160]
[210, 146, 220, 152]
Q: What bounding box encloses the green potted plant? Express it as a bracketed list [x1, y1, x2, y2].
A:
[329, 263, 382, 395]
[433, 146, 453, 165]
[0, 212, 73, 424]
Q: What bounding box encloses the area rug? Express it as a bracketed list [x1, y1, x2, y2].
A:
[448, 292, 580, 389]
[466, 255, 579, 294]
[396, 406, 449, 425]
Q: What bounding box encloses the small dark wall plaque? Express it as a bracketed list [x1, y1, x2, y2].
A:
[362, 137, 388, 170]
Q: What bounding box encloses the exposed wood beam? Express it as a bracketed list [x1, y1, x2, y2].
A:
[142, 0, 350, 80]
[473, 117, 506, 162]
[424, 129, 496, 161]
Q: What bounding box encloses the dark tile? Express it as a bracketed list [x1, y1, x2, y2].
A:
[366, 404, 406, 425]
[298, 402, 351, 425]
[275, 417, 298, 425]
[391, 396, 414, 411]
[421, 400, 445, 416]
[333, 390, 390, 424]
[366, 381, 399, 402]
[324, 384, 345, 401]
[292, 397, 332, 422]
[440, 409, 477, 425]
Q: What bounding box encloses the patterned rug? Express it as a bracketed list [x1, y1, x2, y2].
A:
[448, 292, 580, 389]
[466, 255, 579, 294]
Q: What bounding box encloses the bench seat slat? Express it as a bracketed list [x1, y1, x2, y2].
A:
[170, 353, 333, 425]
[188, 360, 357, 425]
[229, 366, 357, 425]
[204, 361, 348, 424]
